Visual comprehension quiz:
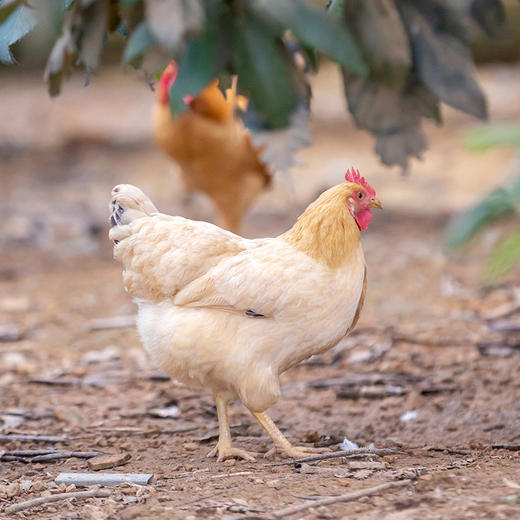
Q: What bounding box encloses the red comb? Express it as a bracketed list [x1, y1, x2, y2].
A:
[158, 61, 178, 104]
[345, 168, 375, 196]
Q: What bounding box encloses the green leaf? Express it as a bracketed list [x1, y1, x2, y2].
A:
[248, 105, 312, 174]
[255, 0, 367, 77]
[119, 0, 137, 9]
[0, 4, 37, 64]
[168, 1, 221, 113]
[145, 0, 204, 52]
[0, 1, 20, 8]
[395, 0, 487, 120]
[470, 0, 506, 37]
[122, 20, 155, 64]
[44, 17, 77, 96]
[445, 167, 520, 248]
[78, 0, 107, 72]
[326, 0, 344, 18]
[63, 0, 75, 9]
[485, 227, 520, 281]
[444, 188, 515, 250]
[465, 124, 520, 152]
[233, 8, 296, 128]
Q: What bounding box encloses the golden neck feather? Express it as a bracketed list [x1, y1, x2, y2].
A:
[282, 184, 361, 269]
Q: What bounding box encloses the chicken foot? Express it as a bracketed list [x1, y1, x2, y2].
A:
[253, 411, 329, 459]
[207, 396, 256, 462]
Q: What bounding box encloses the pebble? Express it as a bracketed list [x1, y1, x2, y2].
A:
[88, 452, 131, 470]
[0, 324, 22, 342]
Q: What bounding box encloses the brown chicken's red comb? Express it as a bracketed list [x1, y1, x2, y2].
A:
[345, 168, 375, 196]
[158, 61, 178, 105]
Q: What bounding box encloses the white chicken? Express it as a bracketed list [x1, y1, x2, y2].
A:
[109, 169, 381, 460]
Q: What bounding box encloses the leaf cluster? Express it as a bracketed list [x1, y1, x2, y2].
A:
[445, 124, 520, 281]
[0, 0, 510, 169]
[332, 0, 507, 169]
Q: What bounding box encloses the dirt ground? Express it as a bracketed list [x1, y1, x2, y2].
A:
[1, 64, 520, 519]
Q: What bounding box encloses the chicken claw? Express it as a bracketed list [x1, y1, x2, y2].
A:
[207, 395, 256, 462]
[264, 445, 330, 459]
[207, 443, 256, 462]
[254, 411, 331, 459]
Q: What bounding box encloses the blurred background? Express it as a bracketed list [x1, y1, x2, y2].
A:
[1, 1, 520, 517]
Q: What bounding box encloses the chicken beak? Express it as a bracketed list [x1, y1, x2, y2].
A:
[370, 198, 383, 209]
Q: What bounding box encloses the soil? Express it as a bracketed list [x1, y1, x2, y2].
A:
[1, 64, 520, 519]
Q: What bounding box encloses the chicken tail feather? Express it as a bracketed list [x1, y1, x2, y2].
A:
[109, 184, 158, 244]
[110, 184, 158, 227]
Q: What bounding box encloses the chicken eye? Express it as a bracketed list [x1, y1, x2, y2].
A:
[357, 192, 364, 200]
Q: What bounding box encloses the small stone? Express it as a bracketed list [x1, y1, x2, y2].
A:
[31, 481, 46, 492]
[19, 480, 33, 493]
[54, 406, 84, 425]
[0, 483, 21, 499]
[348, 461, 386, 470]
[352, 469, 373, 480]
[148, 405, 180, 418]
[182, 442, 198, 451]
[316, 506, 333, 519]
[0, 324, 22, 342]
[304, 431, 320, 443]
[88, 452, 131, 471]
[0, 297, 31, 312]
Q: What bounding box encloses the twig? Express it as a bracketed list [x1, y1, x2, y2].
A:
[0, 434, 67, 443]
[483, 290, 520, 320]
[92, 425, 199, 436]
[0, 455, 26, 462]
[3, 449, 59, 457]
[211, 471, 253, 479]
[30, 451, 100, 462]
[309, 373, 423, 389]
[270, 448, 405, 467]
[270, 480, 411, 518]
[488, 318, 520, 332]
[87, 315, 136, 331]
[6, 488, 111, 514]
[337, 385, 406, 399]
[491, 444, 520, 451]
[391, 334, 470, 347]
[28, 378, 81, 386]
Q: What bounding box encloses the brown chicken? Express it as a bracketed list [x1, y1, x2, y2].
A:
[109, 169, 381, 461]
[153, 62, 271, 234]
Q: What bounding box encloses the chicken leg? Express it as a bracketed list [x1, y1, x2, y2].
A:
[253, 411, 329, 458]
[207, 396, 256, 462]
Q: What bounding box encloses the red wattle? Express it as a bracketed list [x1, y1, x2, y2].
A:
[355, 209, 372, 231]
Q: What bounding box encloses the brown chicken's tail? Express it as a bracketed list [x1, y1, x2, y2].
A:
[109, 184, 158, 243]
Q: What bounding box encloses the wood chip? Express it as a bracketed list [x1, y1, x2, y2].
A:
[88, 452, 131, 470]
[55, 472, 154, 486]
[0, 434, 67, 443]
